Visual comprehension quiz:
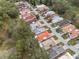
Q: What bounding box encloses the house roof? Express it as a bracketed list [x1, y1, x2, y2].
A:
[52, 16, 63, 23]
[35, 31, 49, 41]
[69, 29, 79, 39]
[36, 4, 48, 9]
[30, 22, 46, 34]
[36, 4, 49, 12]
[76, 55, 79, 59]
[49, 45, 65, 59]
[44, 11, 56, 16]
[59, 20, 71, 27]
[40, 37, 56, 50]
[33, 27, 46, 35]
[30, 22, 38, 31]
[22, 12, 36, 22]
[20, 9, 36, 23]
[16, 2, 29, 11]
[16, 1, 25, 7]
[62, 24, 76, 33]
[44, 13, 58, 20]
[17, 2, 36, 23]
[61, 23, 79, 39]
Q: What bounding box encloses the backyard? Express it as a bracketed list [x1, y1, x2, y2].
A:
[66, 49, 75, 55]
[68, 36, 79, 46]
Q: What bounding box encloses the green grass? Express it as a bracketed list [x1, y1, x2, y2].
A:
[43, 26, 49, 29]
[57, 42, 64, 46]
[40, 21, 44, 24]
[47, 29, 52, 33]
[51, 24, 56, 28]
[62, 33, 68, 39]
[66, 49, 75, 55]
[68, 36, 79, 45]
[53, 35, 58, 40]
[68, 39, 77, 45]
[47, 19, 52, 23]
[56, 28, 62, 33]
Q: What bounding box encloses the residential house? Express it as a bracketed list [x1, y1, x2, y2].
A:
[35, 31, 49, 42]
[57, 52, 74, 59]
[51, 16, 63, 23]
[21, 12, 36, 23]
[59, 20, 72, 27]
[61, 24, 76, 33]
[16, 1, 36, 23]
[44, 11, 56, 19]
[16, 1, 29, 11]
[36, 4, 49, 13]
[20, 9, 36, 23]
[30, 22, 46, 35]
[61, 23, 79, 39]
[19, 8, 30, 15]
[75, 55, 79, 59]
[69, 29, 79, 39]
[39, 37, 56, 50]
[48, 45, 65, 59]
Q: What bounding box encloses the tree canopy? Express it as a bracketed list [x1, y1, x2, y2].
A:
[0, 0, 48, 59]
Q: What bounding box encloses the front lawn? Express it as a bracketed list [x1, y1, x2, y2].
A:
[40, 21, 44, 24]
[62, 33, 68, 39]
[56, 28, 63, 33]
[66, 49, 75, 55]
[47, 19, 52, 23]
[51, 24, 56, 28]
[68, 36, 79, 45]
[47, 29, 52, 33]
[43, 26, 49, 29]
[53, 35, 58, 40]
[57, 42, 64, 46]
[68, 39, 77, 46]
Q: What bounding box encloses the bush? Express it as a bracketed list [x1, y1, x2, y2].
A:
[68, 39, 77, 45]
[62, 33, 68, 39]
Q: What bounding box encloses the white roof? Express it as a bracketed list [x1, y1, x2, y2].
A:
[45, 11, 55, 16]
[30, 22, 45, 34]
[34, 27, 45, 34]
[52, 16, 63, 23]
[39, 42, 43, 47]
[30, 22, 37, 30]
[36, 4, 49, 11]
[36, 4, 47, 8]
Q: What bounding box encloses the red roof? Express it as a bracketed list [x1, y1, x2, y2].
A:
[22, 12, 36, 22]
[69, 29, 79, 39]
[36, 31, 49, 41]
[20, 8, 36, 23]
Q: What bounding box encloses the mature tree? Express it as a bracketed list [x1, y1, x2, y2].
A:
[0, 0, 19, 19]
[0, 0, 49, 59]
[71, 0, 79, 7]
[50, 0, 71, 15]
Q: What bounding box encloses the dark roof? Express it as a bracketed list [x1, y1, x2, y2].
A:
[76, 55, 79, 59]
[48, 45, 65, 59]
[59, 20, 71, 27]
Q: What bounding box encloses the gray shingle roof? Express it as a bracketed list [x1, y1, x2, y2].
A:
[48, 45, 65, 59]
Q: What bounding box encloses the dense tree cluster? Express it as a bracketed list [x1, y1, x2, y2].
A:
[0, 0, 48, 59]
